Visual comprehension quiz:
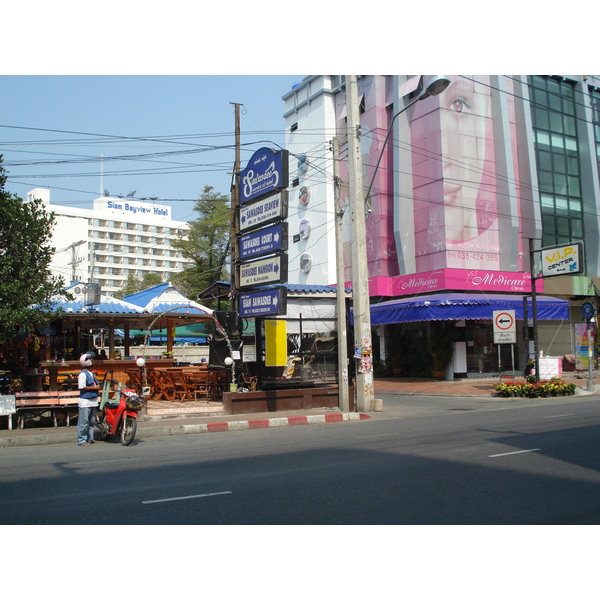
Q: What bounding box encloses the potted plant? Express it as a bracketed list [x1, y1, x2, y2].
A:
[427, 324, 458, 380]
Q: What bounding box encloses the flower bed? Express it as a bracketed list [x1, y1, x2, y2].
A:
[494, 378, 576, 398]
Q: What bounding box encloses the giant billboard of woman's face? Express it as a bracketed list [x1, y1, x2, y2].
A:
[412, 75, 500, 271]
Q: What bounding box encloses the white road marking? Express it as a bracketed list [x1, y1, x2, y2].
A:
[488, 448, 541, 458]
[142, 491, 232, 505]
[543, 414, 574, 419]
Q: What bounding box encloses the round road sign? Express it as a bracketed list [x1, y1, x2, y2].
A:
[494, 311, 515, 331]
[582, 302, 595, 320]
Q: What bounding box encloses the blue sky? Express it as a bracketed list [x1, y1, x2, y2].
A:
[0, 75, 304, 222]
[1, 5, 588, 227]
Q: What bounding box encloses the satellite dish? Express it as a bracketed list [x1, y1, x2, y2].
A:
[126, 190, 136, 197]
[104, 190, 110, 197]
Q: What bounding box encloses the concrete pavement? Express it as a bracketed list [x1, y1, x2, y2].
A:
[1, 375, 596, 447]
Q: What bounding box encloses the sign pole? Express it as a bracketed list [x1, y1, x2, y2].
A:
[528, 238, 541, 382]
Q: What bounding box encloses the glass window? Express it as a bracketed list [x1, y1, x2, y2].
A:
[530, 75, 582, 247]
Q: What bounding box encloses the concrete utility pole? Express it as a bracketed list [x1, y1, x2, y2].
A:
[332, 137, 350, 412]
[346, 76, 375, 412]
[230, 102, 242, 314]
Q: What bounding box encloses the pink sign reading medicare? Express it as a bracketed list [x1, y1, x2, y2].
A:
[366, 269, 544, 297]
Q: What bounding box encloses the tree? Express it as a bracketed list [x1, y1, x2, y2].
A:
[115, 272, 163, 299]
[171, 185, 230, 302]
[0, 155, 65, 343]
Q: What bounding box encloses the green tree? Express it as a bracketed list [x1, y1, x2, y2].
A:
[0, 156, 65, 343]
[115, 272, 163, 299]
[171, 185, 230, 302]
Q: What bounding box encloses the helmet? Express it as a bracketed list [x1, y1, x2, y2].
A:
[79, 351, 95, 367]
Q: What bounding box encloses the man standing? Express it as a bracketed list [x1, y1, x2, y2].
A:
[77, 351, 100, 446]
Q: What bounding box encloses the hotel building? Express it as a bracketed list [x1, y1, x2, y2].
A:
[27, 188, 191, 296]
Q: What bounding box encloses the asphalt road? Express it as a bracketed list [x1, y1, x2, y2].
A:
[1, 395, 600, 525]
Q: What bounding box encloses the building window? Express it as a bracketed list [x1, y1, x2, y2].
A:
[529, 76, 582, 247]
[590, 87, 600, 177]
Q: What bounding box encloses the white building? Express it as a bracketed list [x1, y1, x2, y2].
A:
[27, 188, 192, 295]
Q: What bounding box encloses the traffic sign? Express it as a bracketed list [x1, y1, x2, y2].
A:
[493, 309, 516, 344]
[582, 302, 595, 320]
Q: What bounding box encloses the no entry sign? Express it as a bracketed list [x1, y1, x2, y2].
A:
[493, 310, 516, 344]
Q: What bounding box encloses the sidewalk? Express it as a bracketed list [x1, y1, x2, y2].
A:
[1, 375, 596, 448]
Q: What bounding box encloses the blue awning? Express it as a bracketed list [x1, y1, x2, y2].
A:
[358, 293, 570, 325]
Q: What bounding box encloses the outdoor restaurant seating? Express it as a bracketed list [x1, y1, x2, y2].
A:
[144, 366, 226, 403]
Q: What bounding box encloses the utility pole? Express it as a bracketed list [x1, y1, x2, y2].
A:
[332, 137, 350, 412]
[230, 103, 242, 314]
[346, 76, 374, 412]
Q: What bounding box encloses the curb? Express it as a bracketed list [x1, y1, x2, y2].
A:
[0, 412, 371, 448]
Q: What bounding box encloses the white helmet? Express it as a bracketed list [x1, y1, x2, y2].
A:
[79, 352, 95, 367]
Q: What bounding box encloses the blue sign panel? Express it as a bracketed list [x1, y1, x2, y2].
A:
[240, 147, 289, 204]
[240, 287, 287, 318]
[239, 223, 288, 261]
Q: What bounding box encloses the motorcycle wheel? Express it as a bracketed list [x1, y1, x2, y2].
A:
[120, 416, 137, 446]
[100, 418, 111, 441]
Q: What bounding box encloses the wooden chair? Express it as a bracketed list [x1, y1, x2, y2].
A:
[167, 370, 194, 402]
[209, 369, 227, 401]
[183, 371, 210, 402]
[125, 369, 141, 391]
[146, 369, 172, 401]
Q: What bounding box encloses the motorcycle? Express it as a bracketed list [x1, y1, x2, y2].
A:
[98, 373, 143, 446]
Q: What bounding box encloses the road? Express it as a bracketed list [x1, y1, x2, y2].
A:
[1, 395, 600, 525]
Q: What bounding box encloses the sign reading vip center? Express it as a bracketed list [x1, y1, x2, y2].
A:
[240, 148, 289, 204]
[493, 310, 516, 344]
[239, 287, 287, 318]
[541, 242, 583, 277]
[239, 223, 288, 261]
[239, 255, 288, 288]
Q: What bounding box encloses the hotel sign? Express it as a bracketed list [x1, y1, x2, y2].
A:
[239, 287, 287, 318]
[239, 223, 288, 261]
[239, 254, 288, 289]
[239, 191, 288, 232]
[240, 147, 289, 204]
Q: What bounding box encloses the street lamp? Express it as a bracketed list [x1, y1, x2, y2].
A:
[136, 356, 146, 398]
[364, 76, 451, 206]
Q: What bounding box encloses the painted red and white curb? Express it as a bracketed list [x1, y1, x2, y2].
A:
[179, 412, 371, 435]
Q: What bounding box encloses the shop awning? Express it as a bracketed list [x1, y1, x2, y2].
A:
[360, 293, 570, 325]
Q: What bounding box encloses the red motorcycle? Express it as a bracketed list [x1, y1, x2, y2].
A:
[98, 374, 143, 446]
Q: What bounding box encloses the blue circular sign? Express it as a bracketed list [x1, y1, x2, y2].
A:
[582, 302, 595, 320]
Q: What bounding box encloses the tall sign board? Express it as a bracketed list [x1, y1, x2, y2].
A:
[235, 147, 289, 318]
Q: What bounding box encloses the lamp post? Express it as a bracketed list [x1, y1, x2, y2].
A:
[346, 75, 450, 413]
[136, 356, 146, 398]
